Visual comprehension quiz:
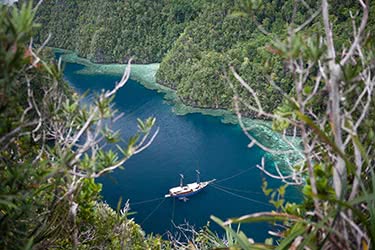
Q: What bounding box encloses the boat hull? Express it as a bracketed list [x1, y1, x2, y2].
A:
[172, 187, 204, 198]
[165, 179, 215, 198]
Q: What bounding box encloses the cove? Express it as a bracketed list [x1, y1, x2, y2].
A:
[62, 60, 301, 241]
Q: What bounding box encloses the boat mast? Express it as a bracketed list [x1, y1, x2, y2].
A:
[179, 174, 184, 187]
[196, 170, 200, 183]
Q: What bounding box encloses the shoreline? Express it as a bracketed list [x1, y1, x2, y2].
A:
[54, 48, 303, 171]
[54, 48, 272, 125]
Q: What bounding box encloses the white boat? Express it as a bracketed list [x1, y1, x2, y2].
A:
[165, 171, 216, 199]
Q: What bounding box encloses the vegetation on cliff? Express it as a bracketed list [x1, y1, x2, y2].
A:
[2, 1, 375, 250]
[35, 0, 374, 117]
[157, 0, 375, 113]
[35, 0, 293, 114]
[0, 3, 168, 249]
[211, 0, 375, 249]
[35, 0, 203, 63]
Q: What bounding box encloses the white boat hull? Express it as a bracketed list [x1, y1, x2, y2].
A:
[165, 179, 215, 198]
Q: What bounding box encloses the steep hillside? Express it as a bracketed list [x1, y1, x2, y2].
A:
[156, 0, 293, 113]
[35, 0, 203, 63]
[156, 0, 375, 113]
[35, 0, 373, 115]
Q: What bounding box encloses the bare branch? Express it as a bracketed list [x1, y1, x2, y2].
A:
[340, 0, 369, 65]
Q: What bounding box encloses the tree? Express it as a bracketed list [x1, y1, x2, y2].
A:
[0, 3, 168, 249]
[213, 0, 375, 249]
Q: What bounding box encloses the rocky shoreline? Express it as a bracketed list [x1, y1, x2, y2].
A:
[55, 48, 303, 171]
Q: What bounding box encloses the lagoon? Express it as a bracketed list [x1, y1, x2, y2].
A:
[62, 60, 300, 241]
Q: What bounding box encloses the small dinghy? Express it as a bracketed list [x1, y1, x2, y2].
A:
[165, 170, 216, 199]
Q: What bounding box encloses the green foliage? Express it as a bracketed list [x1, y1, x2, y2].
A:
[156, 0, 297, 114]
[34, 0, 203, 63]
[32, 0, 375, 119]
[210, 0, 375, 249]
[0, 3, 169, 249]
[261, 179, 288, 210]
[32, 0, 296, 115]
[5, 1, 375, 249]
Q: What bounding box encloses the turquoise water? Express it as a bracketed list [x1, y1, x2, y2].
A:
[63, 62, 300, 241]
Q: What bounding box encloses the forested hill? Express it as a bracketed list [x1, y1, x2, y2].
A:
[3, 2, 375, 249]
[35, 0, 203, 63]
[35, 0, 373, 115]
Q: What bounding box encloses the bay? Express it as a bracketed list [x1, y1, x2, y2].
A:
[63, 61, 300, 241]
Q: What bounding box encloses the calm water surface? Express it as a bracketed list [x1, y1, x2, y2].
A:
[63, 62, 299, 241]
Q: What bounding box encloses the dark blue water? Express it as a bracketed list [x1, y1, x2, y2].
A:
[63, 62, 300, 241]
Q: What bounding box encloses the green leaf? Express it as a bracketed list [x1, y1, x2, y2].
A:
[23, 237, 34, 250]
[116, 197, 123, 213]
[137, 118, 145, 131]
[211, 216, 254, 249]
[303, 85, 312, 95]
[225, 212, 302, 224]
[128, 134, 140, 147]
[265, 238, 273, 245]
[276, 222, 306, 250]
[0, 198, 17, 209]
